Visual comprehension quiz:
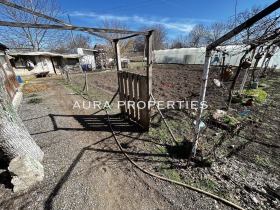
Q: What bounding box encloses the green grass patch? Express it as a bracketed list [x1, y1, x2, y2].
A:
[199, 178, 218, 192]
[61, 80, 80, 93]
[253, 155, 274, 169]
[242, 89, 268, 103]
[28, 98, 43, 104]
[161, 167, 181, 182]
[28, 93, 39, 97]
[219, 115, 239, 126]
[155, 145, 167, 155]
[196, 178, 231, 200]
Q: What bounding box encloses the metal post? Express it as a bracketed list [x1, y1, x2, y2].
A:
[146, 30, 153, 99]
[193, 50, 212, 156]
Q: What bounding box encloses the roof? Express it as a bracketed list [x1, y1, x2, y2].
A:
[8, 51, 81, 59]
[94, 44, 106, 50]
[0, 43, 8, 51]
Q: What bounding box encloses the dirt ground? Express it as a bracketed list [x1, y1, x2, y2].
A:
[69, 64, 280, 209]
[0, 63, 279, 210]
[0, 75, 234, 210]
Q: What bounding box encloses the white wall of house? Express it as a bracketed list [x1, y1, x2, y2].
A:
[77, 48, 96, 70]
[13, 56, 56, 76]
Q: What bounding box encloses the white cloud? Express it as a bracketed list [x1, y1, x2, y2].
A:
[70, 11, 210, 34]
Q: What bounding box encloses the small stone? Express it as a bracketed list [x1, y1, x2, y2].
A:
[250, 195, 259, 204]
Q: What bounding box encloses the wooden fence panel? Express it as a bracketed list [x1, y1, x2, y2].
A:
[118, 71, 150, 130]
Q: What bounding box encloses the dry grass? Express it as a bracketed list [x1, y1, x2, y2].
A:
[23, 83, 50, 94]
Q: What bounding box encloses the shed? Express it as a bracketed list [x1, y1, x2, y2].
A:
[8, 51, 81, 76]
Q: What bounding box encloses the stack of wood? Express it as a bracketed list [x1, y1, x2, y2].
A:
[94, 44, 108, 70]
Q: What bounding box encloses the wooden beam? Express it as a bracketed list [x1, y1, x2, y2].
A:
[0, 0, 107, 40]
[0, 20, 146, 35]
[0, 0, 147, 40]
[116, 33, 145, 41]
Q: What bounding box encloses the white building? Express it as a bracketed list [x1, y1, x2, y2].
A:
[8, 51, 81, 76]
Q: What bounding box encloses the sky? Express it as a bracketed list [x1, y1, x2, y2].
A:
[56, 0, 278, 40]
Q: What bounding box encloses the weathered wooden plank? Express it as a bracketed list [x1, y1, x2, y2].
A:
[134, 74, 139, 122]
[139, 75, 149, 130]
[128, 72, 134, 119]
[123, 72, 129, 115]
[118, 72, 125, 114]
[0, 20, 147, 35]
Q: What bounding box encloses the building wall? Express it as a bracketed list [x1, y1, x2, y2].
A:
[77, 48, 96, 70]
[13, 56, 55, 76]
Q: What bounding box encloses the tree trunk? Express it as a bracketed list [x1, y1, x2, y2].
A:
[0, 81, 43, 162]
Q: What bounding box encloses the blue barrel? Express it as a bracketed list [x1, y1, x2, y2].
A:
[17, 76, 23, 83]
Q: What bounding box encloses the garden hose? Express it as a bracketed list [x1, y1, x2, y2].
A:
[72, 80, 244, 210]
[104, 109, 245, 210]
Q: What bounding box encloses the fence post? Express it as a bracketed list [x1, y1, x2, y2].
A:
[145, 30, 153, 130]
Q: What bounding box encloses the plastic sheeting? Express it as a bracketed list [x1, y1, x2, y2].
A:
[153, 45, 280, 68]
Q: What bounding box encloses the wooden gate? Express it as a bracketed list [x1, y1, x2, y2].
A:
[118, 71, 150, 130]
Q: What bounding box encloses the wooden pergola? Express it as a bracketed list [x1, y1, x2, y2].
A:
[0, 0, 154, 130]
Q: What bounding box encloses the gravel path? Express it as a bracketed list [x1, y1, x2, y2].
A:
[0, 76, 234, 210]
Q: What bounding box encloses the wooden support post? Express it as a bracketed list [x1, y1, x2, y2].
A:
[83, 71, 88, 93]
[114, 39, 122, 72]
[145, 30, 153, 130]
[114, 39, 126, 115]
[118, 72, 125, 114]
[50, 57, 57, 74]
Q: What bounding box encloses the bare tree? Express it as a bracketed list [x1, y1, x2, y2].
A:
[186, 24, 207, 47]
[226, 5, 280, 45]
[50, 33, 92, 53]
[169, 34, 188, 49]
[205, 22, 228, 44]
[0, 0, 66, 51]
[98, 19, 134, 58]
[152, 24, 168, 50]
[134, 24, 167, 52]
